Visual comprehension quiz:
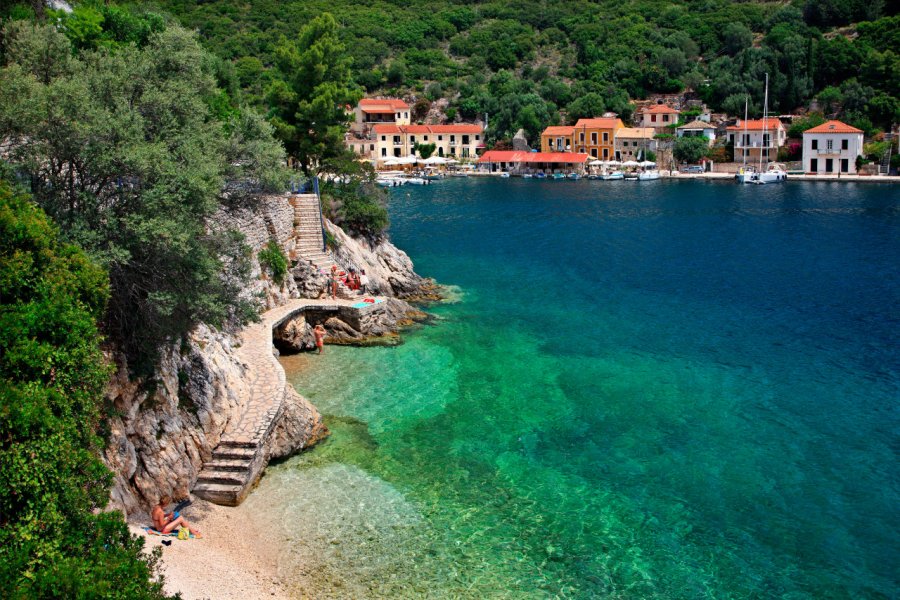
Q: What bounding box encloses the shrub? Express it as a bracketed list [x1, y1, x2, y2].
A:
[0, 180, 169, 598]
[258, 240, 288, 284]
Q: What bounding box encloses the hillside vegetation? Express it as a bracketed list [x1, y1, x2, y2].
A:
[143, 0, 898, 141]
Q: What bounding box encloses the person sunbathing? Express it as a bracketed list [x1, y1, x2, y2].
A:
[152, 495, 202, 538]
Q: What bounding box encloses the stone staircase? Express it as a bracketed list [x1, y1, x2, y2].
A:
[288, 193, 358, 300]
[880, 133, 893, 174]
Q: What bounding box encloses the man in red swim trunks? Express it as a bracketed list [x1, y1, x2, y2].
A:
[313, 324, 326, 354]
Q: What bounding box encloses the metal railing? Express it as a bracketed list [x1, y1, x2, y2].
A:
[313, 177, 326, 253]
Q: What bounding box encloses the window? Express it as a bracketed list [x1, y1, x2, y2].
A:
[410, 135, 416, 144]
[393, 136, 401, 145]
[475, 135, 480, 140]
[438, 135, 443, 141]
[603, 132, 609, 142]
[811, 139, 818, 150]
[840, 158, 849, 172]
[424, 136, 429, 141]
[590, 148, 598, 158]
[450, 135, 456, 144]
[841, 139, 848, 150]
[381, 135, 386, 141]
[579, 132, 585, 142]
[826, 139, 833, 150]
[663, 115, 669, 122]
[810, 158, 817, 172]
[651, 115, 657, 123]
[602, 148, 609, 159]
[462, 135, 470, 145]
[381, 148, 386, 157]
[591, 133, 598, 144]
[370, 144, 374, 151]
[404, 112, 408, 118]
[763, 133, 770, 148]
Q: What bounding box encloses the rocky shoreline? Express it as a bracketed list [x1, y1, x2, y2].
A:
[103, 193, 437, 519]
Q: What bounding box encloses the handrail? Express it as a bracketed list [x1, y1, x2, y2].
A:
[313, 176, 326, 253]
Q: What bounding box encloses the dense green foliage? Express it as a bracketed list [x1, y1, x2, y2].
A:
[673, 136, 712, 164]
[145, 0, 898, 142]
[267, 14, 362, 173]
[0, 16, 286, 362]
[0, 180, 168, 599]
[258, 240, 288, 284]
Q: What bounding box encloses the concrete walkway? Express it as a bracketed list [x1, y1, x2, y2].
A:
[194, 297, 384, 505]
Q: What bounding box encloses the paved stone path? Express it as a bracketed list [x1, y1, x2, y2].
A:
[194, 297, 382, 505]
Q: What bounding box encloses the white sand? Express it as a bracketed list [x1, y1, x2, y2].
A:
[129, 499, 290, 600]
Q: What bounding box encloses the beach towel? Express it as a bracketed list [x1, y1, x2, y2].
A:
[143, 526, 195, 539]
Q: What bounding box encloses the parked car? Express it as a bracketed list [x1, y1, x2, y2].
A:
[682, 165, 705, 174]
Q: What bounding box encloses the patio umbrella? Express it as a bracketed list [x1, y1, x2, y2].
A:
[398, 155, 419, 164]
[607, 160, 622, 165]
[639, 160, 657, 167]
[422, 156, 448, 164]
[444, 158, 459, 164]
[383, 158, 401, 166]
[622, 160, 640, 167]
[588, 159, 604, 166]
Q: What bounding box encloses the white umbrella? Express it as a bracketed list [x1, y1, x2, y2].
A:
[383, 158, 400, 166]
[607, 160, 622, 165]
[639, 160, 657, 167]
[444, 158, 459, 164]
[588, 159, 604, 166]
[422, 156, 448, 165]
[398, 155, 418, 164]
[622, 160, 640, 167]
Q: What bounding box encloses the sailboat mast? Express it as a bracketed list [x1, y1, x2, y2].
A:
[742, 96, 748, 167]
[759, 73, 769, 172]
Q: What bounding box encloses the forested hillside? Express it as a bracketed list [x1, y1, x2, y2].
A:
[143, 0, 898, 142]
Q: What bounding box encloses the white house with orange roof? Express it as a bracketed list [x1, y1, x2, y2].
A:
[726, 119, 787, 161]
[372, 123, 483, 163]
[350, 98, 411, 136]
[802, 120, 864, 174]
[638, 104, 680, 129]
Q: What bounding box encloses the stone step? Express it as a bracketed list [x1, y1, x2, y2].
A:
[192, 481, 244, 506]
[204, 459, 253, 472]
[219, 439, 259, 450]
[212, 446, 256, 460]
[197, 472, 246, 486]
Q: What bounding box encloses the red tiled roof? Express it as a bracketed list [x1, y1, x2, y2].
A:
[643, 104, 679, 114]
[726, 119, 785, 131]
[403, 125, 433, 134]
[359, 98, 410, 113]
[803, 120, 863, 134]
[574, 118, 622, 129]
[428, 124, 483, 133]
[542, 126, 575, 136]
[372, 124, 401, 134]
[477, 151, 591, 164]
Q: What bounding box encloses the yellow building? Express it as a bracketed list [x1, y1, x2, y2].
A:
[540, 126, 575, 153]
[571, 118, 625, 159]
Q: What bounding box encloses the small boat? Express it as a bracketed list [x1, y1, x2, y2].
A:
[499, 172, 511, 178]
[637, 170, 661, 181]
[522, 173, 533, 179]
[598, 171, 624, 180]
[402, 177, 429, 185]
[552, 172, 566, 180]
[423, 168, 444, 181]
[376, 177, 404, 187]
[535, 172, 547, 179]
[567, 173, 581, 180]
[623, 171, 639, 181]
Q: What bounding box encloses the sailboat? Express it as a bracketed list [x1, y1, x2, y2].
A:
[738, 74, 787, 184]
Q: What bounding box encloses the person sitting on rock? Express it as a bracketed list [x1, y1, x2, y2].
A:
[152, 495, 202, 538]
[359, 269, 369, 294]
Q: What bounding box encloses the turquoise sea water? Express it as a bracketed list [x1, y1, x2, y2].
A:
[256, 179, 899, 598]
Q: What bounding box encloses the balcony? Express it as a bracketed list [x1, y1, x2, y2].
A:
[816, 148, 844, 155]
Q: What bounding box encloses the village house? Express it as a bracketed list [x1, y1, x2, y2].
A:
[540, 126, 575, 153]
[802, 120, 864, 174]
[726, 119, 787, 161]
[571, 118, 625, 159]
[350, 98, 411, 137]
[638, 104, 680, 129]
[372, 123, 483, 163]
[614, 127, 657, 161]
[675, 120, 717, 146]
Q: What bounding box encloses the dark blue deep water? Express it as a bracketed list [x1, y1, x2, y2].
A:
[269, 179, 899, 598]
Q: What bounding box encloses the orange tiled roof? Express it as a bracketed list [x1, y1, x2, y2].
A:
[574, 118, 622, 129]
[428, 124, 483, 133]
[542, 126, 575, 136]
[643, 104, 680, 114]
[803, 120, 864, 134]
[372, 124, 402, 134]
[726, 119, 785, 131]
[359, 98, 410, 113]
[478, 151, 590, 164]
[403, 125, 433, 134]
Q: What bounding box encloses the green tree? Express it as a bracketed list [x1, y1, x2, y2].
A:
[0, 22, 284, 362]
[267, 13, 363, 174]
[673, 136, 710, 164]
[0, 180, 169, 598]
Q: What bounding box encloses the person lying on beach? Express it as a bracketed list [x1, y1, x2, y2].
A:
[152, 495, 202, 537]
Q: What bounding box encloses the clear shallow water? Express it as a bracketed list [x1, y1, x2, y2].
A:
[260, 179, 899, 598]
